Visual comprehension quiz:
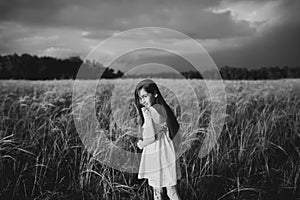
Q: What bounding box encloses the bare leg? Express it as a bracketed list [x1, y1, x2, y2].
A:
[152, 187, 163, 200]
[166, 185, 181, 200]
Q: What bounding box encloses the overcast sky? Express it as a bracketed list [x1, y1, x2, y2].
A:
[0, 0, 299, 72]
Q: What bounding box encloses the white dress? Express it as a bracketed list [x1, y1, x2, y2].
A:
[138, 104, 182, 188]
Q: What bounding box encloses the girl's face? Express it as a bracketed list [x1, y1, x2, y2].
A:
[138, 88, 155, 108]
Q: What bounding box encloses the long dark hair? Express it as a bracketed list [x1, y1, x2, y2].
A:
[134, 79, 179, 140]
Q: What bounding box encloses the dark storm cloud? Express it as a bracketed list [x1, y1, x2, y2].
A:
[0, 0, 299, 67]
[0, 0, 253, 39]
[0, 0, 71, 26]
[211, 0, 300, 67]
[81, 9, 255, 40]
[0, 0, 209, 26]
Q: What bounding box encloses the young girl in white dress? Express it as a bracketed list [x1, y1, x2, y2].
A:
[134, 79, 182, 200]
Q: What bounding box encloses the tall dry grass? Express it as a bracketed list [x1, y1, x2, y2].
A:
[0, 79, 299, 200]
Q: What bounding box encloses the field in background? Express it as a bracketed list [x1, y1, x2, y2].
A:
[0, 79, 299, 200]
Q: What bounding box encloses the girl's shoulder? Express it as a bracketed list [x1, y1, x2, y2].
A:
[149, 104, 167, 120]
[151, 104, 164, 113]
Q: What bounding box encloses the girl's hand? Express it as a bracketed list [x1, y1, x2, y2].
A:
[137, 140, 144, 149]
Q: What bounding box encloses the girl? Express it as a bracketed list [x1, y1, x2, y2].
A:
[134, 79, 182, 200]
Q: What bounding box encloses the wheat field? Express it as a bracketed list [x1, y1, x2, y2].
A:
[0, 79, 299, 200]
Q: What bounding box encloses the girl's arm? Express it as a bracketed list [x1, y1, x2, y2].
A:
[138, 104, 167, 149]
[138, 107, 157, 149]
[138, 130, 155, 149]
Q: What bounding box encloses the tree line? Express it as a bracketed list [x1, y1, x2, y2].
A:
[0, 53, 123, 80]
[0, 53, 299, 80]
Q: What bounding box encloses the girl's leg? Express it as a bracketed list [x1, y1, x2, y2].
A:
[166, 185, 181, 200]
[152, 187, 163, 200]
